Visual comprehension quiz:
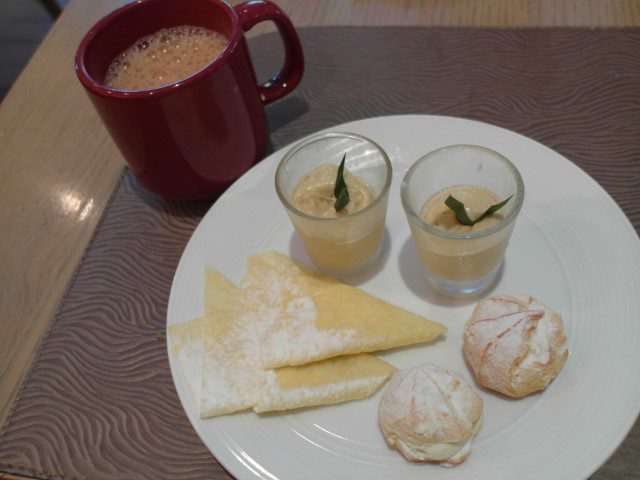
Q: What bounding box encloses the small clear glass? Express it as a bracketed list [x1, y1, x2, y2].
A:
[276, 132, 392, 273]
[401, 145, 524, 296]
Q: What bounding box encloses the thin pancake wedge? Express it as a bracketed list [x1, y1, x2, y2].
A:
[200, 268, 258, 418]
[170, 267, 397, 417]
[255, 353, 395, 413]
[169, 314, 257, 418]
[242, 251, 447, 369]
[205, 266, 242, 316]
[168, 317, 206, 409]
[200, 315, 257, 417]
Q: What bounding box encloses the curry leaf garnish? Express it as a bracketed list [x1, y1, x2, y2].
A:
[444, 194, 513, 226]
[334, 187, 350, 211]
[334, 154, 350, 211]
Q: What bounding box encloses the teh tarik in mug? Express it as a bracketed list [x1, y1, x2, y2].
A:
[76, 0, 304, 200]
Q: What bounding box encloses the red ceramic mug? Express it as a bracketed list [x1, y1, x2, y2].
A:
[76, 0, 304, 200]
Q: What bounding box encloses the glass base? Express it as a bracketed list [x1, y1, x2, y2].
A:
[425, 261, 503, 297]
[311, 241, 384, 278]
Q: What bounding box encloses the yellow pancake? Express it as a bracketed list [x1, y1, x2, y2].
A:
[205, 266, 241, 316]
[200, 268, 258, 417]
[167, 268, 397, 418]
[241, 251, 446, 369]
[167, 317, 205, 409]
[254, 353, 395, 413]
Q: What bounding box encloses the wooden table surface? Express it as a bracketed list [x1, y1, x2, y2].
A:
[0, 0, 639, 477]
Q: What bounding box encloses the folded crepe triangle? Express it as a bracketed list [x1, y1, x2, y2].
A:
[254, 353, 395, 413]
[242, 251, 447, 370]
[200, 268, 257, 417]
[167, 317, 205, 409]
[205, 266, 241, 316]
[169, 270, 254, 417]
[169, 266, 396, 418]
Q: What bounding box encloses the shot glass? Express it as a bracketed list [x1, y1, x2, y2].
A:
[401, 145, 524, 296]
[276, 132, 392, 273]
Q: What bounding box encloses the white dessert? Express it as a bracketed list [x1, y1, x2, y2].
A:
[464, 295, 568, 398]
[378, 363, 483, 467]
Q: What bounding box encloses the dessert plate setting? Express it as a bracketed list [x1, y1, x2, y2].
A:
[167, 115, 640, 480]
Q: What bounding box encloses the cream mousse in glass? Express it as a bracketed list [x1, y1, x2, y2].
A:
[401, 145, 524, 296]
[276, 132, 392, 273]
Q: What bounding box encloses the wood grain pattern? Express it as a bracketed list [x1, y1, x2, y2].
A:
[1, 0, 639, 440]
[1, 27, 638, 480]
[0, 0, 128, 431]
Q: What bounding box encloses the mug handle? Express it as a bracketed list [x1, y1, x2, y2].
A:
[234, 0, 304, 105]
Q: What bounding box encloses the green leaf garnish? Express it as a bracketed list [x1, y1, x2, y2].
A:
[154, 331, 164, 340]
[334, 154, 350, 212]
[444, 194, 513, 226]
[334, 187, 350, 211]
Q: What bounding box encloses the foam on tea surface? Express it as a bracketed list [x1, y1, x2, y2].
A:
[104, 26, 228, 91]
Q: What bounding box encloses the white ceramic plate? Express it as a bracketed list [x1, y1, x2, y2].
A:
[167, 115, 640, 480]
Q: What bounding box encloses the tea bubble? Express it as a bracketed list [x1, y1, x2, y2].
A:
[104, 25, 228, 91]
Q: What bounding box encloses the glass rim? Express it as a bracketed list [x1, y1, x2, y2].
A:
[275, 131, 393, 223]
[400, 144, 525, 240]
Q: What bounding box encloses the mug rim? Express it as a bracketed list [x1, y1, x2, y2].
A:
[74, 0, 241, 99]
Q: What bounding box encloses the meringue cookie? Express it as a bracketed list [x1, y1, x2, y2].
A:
[464, 295, 568, 398]
[378, 363, 483, 466]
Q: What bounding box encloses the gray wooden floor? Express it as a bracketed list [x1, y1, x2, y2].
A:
[0, 0, 68, 100]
